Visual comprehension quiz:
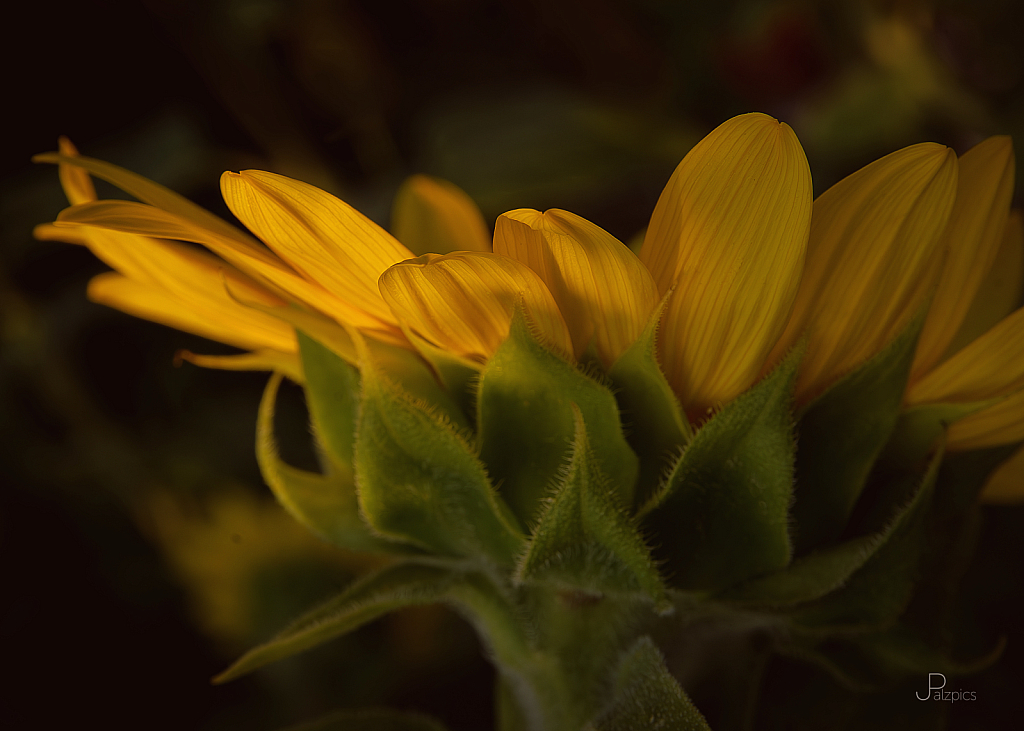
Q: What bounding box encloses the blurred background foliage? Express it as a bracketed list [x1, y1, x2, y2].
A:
[3, 0, 1023, 728]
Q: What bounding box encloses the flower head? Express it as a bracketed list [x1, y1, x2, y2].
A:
[36, 114, 1024, 499]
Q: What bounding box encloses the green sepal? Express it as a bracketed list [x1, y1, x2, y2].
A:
[477, 304, 639, 525]
[641, 345, 801, 591]
[784, 626, 1006, 691]
[277, 708, 451, 731]
[402, 326, 481, 423]
[257, 371, 395, 553]
[214, 561, 458, 683]
[298, 330, 360, 468]
[585, 636, 712, 731]
[608, 296, 692, 508]
[515, 406, 668, 606]
[716, 533, 885, 607]
[365, 336, 472, 432]
[786, 443, 941, 631]
[354, 360, 525, 564]
[881, 399, 999, 470]
[791, 313, 924, 551]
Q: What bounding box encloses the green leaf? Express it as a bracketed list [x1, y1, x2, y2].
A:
[786, 443, 941, 631]
[477, 305, 639, 525]
[586, 636, 711, 731]
[257, 371, 394, 552]
[355, 360, 525, 564]
[515, 406, 667, 605]
[278, 708, 451, 731]
[214, 561, 457, 682]
[791, 314, 923, 551]
[641, 346, 801, 591]
[608, 297, 692, 508]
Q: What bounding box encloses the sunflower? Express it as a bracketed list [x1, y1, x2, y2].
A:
[36, 113, 1023, 503]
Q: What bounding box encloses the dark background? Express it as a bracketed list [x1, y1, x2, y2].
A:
[3, 0, 1024, 728]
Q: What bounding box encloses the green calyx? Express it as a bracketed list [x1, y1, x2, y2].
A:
[238, 315, 1013, 730]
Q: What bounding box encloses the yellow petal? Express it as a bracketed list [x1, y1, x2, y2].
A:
[34, 151, 257, 247]
[638, 113, 812, 410]
[947, 387, 1024, 450]
[177, 349, 304, 383]
[911, 136, 1015, 378]
[494, 208, 659, 368]
[221, 170, 414, 328]
[945, 209, 1024, 357]
[54, 200, 391, 335]
[907, 305, 1024, 405]
[774, 142, 957, 401]
[56, 138, 96, 205]
[979, 445, 1024, 504]
[391, 175, 491, 255]
[87, 271, 297, 354]
[378, 251, 572, 361]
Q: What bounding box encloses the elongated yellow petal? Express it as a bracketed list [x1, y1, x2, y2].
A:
[947, 387, 1024, 450]
[379, 251, 572, 361]
[177, 349, 304, 383]
[979, 445, 1024, 503]
[56, 138, 96, 205]
[34, 152, 258, 247]
[945, 210, 1024, 357]
[87, 271, 297, 354]
[638, 113, 812, 410]
[54, 200, 391, 335]
[221, 170, 414, 328]
[774, 142, 957, 401]
[911, 136, 1015, 379]
[391, 175, 491, 255]
[907, 305, 1024, 404]
[494, 208, 658, 368]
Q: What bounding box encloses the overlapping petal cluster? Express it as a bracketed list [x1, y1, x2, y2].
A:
[36, 113, 1024, 498]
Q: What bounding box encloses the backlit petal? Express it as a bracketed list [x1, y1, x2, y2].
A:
[55, 200, 391, 335]
[947, 387, 1024, 450]
[379, 251, 572, 361]
[639, 113, 812, 410]
[911, 136, 1014, 378]
[494, 208, 659, 368]
[87, 271, 296, 354]
[774, 142, 957, 401]
[56, 138, 96, 205]
[391, 175, 491, 255]
[979, 445, 1024, 503]
[907, 305, 1024, 404]
[945, 210, 1024, 357]
[221, 170, 413, 327]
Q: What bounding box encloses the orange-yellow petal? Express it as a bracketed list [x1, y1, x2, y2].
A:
[911, 136, 1015, 379]
[907, 304, 1024, 405]
[54, 199, 395, 338]
[774, 142, 957, 401]
[945, 210, 1024, 358]
[979, 445, 1024, 503]
[87, 270, 296, 354]
[638, 112, 812, 410]
[947, 387, 1024, 450]
[378, 251, 572, 361]
[391, 175, 491, 255]
[56, 138, 96, 205]
[221, 170, 413, 328]
[494, 208, 659, 368]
